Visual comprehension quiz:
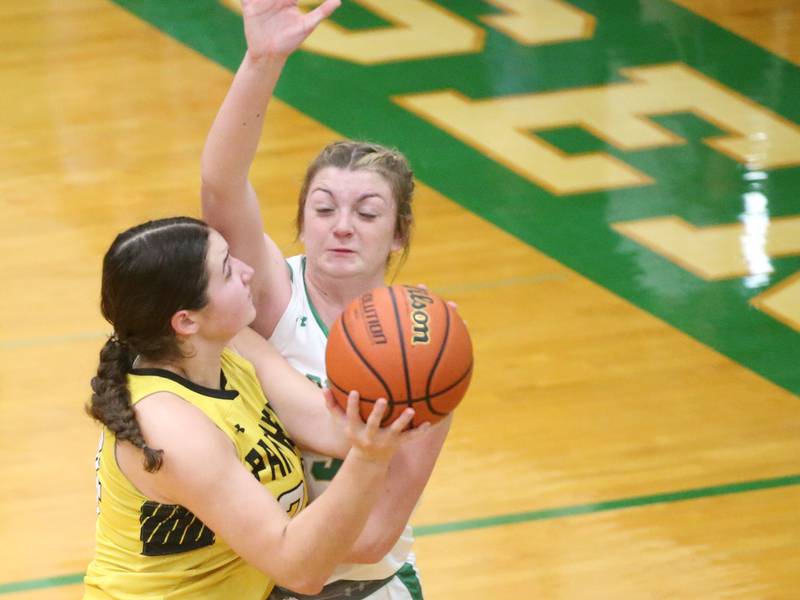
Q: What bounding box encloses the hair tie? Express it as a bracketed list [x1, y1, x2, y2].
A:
[110, 334, 128, 348]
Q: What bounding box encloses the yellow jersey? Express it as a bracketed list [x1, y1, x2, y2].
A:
[84, 348, 307, 600]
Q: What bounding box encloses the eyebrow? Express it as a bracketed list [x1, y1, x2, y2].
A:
[356, 193, 385, 204]
[222, 250, 230, 275]
[311, 187, 387, 204]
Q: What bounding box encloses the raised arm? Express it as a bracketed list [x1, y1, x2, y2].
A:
[119, 386, 413, 595]
[201, 0, 340, 337]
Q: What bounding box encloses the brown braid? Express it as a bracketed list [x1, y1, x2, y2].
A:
[87, 336, 163, 472]
[86, 216, 211, 473]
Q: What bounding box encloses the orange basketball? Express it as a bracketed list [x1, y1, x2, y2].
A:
[325, 284, 473, 428]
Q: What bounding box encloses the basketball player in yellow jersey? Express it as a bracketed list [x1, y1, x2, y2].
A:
[83, 216, 428, 599]
[201, 1, 452, 598]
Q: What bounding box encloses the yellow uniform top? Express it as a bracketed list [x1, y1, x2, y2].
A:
[84, 348, 307, 600]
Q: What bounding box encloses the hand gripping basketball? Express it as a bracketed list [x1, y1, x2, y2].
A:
[328, 391, 431, 463]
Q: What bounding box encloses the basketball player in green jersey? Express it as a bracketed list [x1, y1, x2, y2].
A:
[83, 216, 427, 599]
[201, 1, 452, 599]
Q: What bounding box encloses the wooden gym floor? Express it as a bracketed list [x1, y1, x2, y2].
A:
[1, 1, 799, 598]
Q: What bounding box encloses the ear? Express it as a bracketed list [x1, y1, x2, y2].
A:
[170, 310, 200, 336]
[391, 216, 410, 253]
[391, 234, 403, 253]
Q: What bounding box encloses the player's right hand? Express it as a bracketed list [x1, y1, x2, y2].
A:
[340, 391, 431, 463]
[242, 0, 340, 60]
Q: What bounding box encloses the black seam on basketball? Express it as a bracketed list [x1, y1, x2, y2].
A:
[354, 361, 473, 410]
[425, 301, 451, 416]
[423, 361, 472, 415]
[327, 375, 350, 397]
[388, 287, 412, 412]
[340, 316, 393, 403]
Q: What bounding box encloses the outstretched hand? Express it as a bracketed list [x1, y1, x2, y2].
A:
[242, 0, 341, 59]
[324, 389, 432, 463]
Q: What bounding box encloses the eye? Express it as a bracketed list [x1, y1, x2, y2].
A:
[358, 212, 377, 220]
[315, 207, 334, 215]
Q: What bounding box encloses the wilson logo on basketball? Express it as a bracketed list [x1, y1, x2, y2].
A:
[406, 286, 433, 345]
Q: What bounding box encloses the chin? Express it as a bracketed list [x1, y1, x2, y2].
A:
[335, 266, 372, 282]
[322, 259, 360, 276]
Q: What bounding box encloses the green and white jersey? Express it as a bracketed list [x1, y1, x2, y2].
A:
[269, 255, 414, 583]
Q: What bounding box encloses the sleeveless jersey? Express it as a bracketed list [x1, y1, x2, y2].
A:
[269, 255, 414, 582]
[84, 348, 307, 600]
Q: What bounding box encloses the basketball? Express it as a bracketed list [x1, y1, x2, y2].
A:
[325, 284, 473, 427]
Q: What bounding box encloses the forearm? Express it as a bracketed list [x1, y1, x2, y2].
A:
[240, 331, 352, 459]
[275, 450, 389, 590]
[341, 416, 452, 563]
[201, 52, 286, 193]
[340, 462, 409, 564]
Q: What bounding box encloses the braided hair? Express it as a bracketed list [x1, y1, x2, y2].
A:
[87, 217, 210, 472]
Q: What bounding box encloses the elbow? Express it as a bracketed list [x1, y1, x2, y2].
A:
[274, 575, 326, 596]
[271, 559, 330, 596]
[200, 177, 223, 205]
[200, 180, 235, 223]
[199, 153, 220, 190]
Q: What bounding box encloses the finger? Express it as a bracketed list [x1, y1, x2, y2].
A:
[345, 391, 362, 427]
[323, 389, 344, 417]
[365, 398, 388, 432]
[303, 0, 340, 30]
[322, 387, 334, 404]
[388, 407, 415, 434]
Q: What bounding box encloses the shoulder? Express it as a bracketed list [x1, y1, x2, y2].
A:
[134, 390, 227, 452]
[248, 254, 302, 339]
[229, 327, 273, 363]
[228, 328, 294, 384]
[286, 254, 304, 273]
[222, 344, 257, 375]
[268, 255, 311, 341]
[281, 255, 304, 292]
[118, 390, 237, 504]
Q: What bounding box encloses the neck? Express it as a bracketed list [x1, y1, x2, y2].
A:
[305, 265, 386, 322]
[135, 340, 225, 390]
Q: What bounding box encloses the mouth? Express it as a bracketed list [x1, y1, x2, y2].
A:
[330, 248, 355, 254]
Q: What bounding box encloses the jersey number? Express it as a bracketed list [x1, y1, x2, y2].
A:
[310, 458, 343, 481]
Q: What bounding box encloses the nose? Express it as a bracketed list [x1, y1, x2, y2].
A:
[238, 259, 255, 282]
[333, 212, 354, 238]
